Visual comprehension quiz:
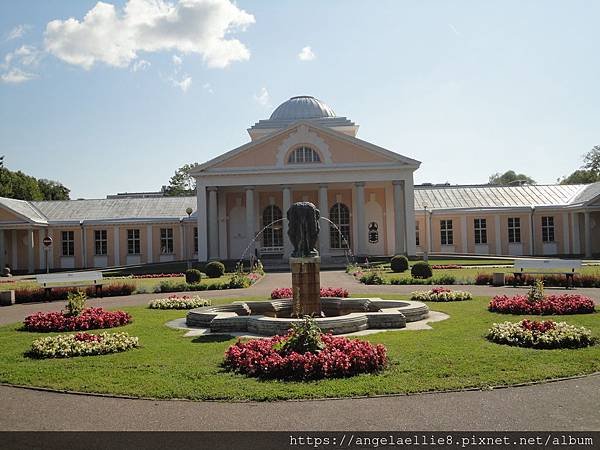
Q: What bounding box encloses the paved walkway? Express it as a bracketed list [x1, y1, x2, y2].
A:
[1, 271, 599, 431]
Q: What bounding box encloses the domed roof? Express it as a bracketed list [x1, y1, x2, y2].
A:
[269, 96, 336, 120]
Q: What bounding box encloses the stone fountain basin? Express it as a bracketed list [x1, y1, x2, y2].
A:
[185, 298, 429, 336]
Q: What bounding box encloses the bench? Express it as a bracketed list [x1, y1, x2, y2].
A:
[36, 271, 104, 299]
[513, 259, 582, 289]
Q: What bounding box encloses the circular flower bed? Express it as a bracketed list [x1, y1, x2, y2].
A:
[410, 287, 472, 302]
[23, 308, 132, 332]
[486, 319, 594, 349]
[488, 294, 596, 315]
[148, 295, 211, 310]
[224, 318, 387, 380]
[29, 332, 139, 359]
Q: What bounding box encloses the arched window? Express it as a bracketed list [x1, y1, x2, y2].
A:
[287, 146, 321, 164]
[262, 205, 283, 249]
[329, 203, 351, 249]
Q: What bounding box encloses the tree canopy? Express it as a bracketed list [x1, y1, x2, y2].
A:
[488, 170, 535, 186]
[0, 165, 70, 201]
[164, 163, 199, 196]
[559, 145, 600, 185]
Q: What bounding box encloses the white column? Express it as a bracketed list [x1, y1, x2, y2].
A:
[584, 211, 592, 258]
[245, 186, 255, 258]
[460, 216, 468, 253]
[572, 212, 581, 254]
[426, 211, 432, 254]
[562, 213, 570, 255]
[146, 225, 153, 263]
[113, 226, 120, 266]
[208, 187, 219, 259]
[81, 226, 87, 268]
[495, 215, 502, 256]
[38, 231, 45, 270]
[528, 210, 535, 255]
[196, 183, 208, 261]
[27, 228, 34, 273]
[318, 185, 330, 256]
[179, 222, 185, 259]
[403, 176, 417, 256]
[11, 230, 17, 270]
[355, 182, 366, 255]
[218, 190, 228, 259]
[384, 183, 395, 254]
[392, 181, 405, 255]
[282, 186, 292, 259]
[0, 229, 5, 271]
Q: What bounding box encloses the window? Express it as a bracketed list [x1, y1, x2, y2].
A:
[94, 230, 107, 255]
[160, 228, 174, 254]
[288, 146, 321, 164]
[262, 205, 283, 248]
[127, 229, 140, 254]
[61, 231, 74, 256]
[194, 227, 198, 253]
[542, 216, 555, 242]
[440, 220, 453, 245]
[329, 203, 351, 249]
[508, 217, 521, 243]
[415, 221, 420, 247]
[474, 218, 487, 244]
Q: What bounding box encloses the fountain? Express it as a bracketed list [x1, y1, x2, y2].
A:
[185, 202, 431, 336]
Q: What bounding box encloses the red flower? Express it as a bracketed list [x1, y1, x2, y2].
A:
[488, 294, 595, 315]
[24, 307, 132, 332]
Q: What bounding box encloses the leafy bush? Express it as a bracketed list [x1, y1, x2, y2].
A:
[488, 294, 596, 315]
[273, 316, 325, 354]
[205, 261, 225, 278]
[410, 287, 472, 302]
[486, 319, 594, 349]
[185, 269, 202, 284]
[434, 274, 456, 285]
[360, 270, 386, 285]
[411, 261, 432, 279]
[224, 331, 388, 380]
[148, 295, 210, 309]
[23, 308, 132, 332]
[29, 332, 139, 358]
[157, 281, 189, 293]
[271, 287, 349, 300]
[228, 271, 251, 289]
[527, 280, 545, 303]
[475, 274, 493, 285]
[390, 255, 409, 273]
[15, 283, 135, 304]
[65, 290, 87, 317]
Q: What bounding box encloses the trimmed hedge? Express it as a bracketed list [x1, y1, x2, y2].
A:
[390, 255, 409, 273]
[14, 283, 135, 304]
[205, 261, 225, 278]
[411, 262, 433, 279]
[185, 269, 202, 284]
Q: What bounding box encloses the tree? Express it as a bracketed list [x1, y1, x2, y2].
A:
[559, 145, 600, 185]
[488, 170, 535, 186]
[37, 179, 70, 200]
[164, 163, 199, 196]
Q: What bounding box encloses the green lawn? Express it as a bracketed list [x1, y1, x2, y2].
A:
[0, 295, 598, 401]
[0, 275, 234, 293]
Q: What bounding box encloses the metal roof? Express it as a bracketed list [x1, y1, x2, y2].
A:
[0, 197, 48, 224]
[270, 96, 336, 120]
[30, 197, 197, 222]
[414, 183, 598, 210]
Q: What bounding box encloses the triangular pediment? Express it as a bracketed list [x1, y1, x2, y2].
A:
[192, 121, 420, 173]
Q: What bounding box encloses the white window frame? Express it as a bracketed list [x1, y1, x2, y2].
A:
[508, 217, 521, 243]
[288, 146, 321, 164]
[94, 229, 108, 255]
[61, 230, 74, 256]
[160, 228, 174, 254]
[440, 219, 453, 245]
[541, 216, 555, 243]
[127, 229, 141, 255]
[415, 221, 420, 247]
[329, 203, 351, 250]
[474, 218, 487, 244]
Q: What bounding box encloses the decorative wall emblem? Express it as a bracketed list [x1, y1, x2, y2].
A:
[368, 222, 379, 244]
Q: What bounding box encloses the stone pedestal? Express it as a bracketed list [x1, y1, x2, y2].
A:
[290, 256, 321, 317]
[0, 290, 15, 306]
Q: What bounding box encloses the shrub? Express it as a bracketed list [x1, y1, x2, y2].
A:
[148, 295, 210, 309]
[488, 294, 596, 315]
[273, 316, 325, 355]
[29, 332, 139, 359]
[475, 274, 493, 285]
[410, 287, 472, 302]
[360, 270, 386, 285]
[486, 319, 594, 349]
[223, 330, 388, 380]
[228, 271, 251, 289]
[157, 281, 189, 293]
[185, 269, 202, 284]
[205, 261, 225, 278]
[411, 261, 432, 279]
[65, 290, 87, 317]
[434, 274, 456, 285]
[271, 287, 349, 300]
[23, 307, 132, 332]
[390, 255, 409, 273]
[15, 283, 135, 304]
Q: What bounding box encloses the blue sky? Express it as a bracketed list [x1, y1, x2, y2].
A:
[1, 0, 599, 199]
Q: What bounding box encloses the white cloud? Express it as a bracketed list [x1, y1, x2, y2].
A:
[1, 68, 37, 84]
[44, 0, 255, 70]
[131, 59, 150, 72]
[203, 82, 213, 94]
[170, 74, 192, 92]
[172, 54, 183, 66]
[253, 87, 270, 107]
[6, 24, 31, 41]
[298, 46, 315, 61]
[448, 24, 461, 36]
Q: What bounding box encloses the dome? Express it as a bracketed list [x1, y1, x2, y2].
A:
[269, 96, 336, 120]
